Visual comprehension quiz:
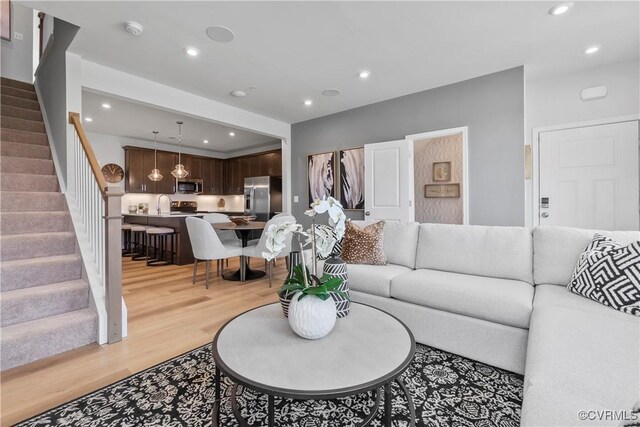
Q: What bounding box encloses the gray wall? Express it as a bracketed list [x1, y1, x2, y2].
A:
[291, 66, 525, 226]
[34, 17, 79, 186]
[1, 3, 33, 82]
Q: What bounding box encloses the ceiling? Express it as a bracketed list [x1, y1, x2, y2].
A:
[24, 1, 640, 124]
[82, 90, 280, 152]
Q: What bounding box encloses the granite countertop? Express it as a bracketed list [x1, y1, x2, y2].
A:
[123, 213, 202, 218]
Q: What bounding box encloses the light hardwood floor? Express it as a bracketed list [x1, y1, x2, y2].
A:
[0, 257, 284, 426]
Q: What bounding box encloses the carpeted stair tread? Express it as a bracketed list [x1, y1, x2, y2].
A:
[1, 173, 59, 192]
[1, 128, 47, 145]
[0, 279, 89, 327]
[0, 86, 38, 101]
[0, 192, 67, 212]
[1, 105, 42, 121]
[0, 94, 40, 111]
[1, 78, 35, 92]
[0, 156, 54, 175]
[0, 140, 51, 159]
[1, 116, 45, 133]
[0, 254, 82, 292]
[0, 308, 97, 371]
[0, 211, 70, 234]
[0, 231, 76, 261]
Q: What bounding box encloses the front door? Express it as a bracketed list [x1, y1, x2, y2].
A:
[539, 121, 639, 230]
[364, 139, 415, 222]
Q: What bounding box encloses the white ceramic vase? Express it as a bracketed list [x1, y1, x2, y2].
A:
[288, 293, 337, 340]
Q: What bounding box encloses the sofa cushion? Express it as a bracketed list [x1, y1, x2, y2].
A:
[533, 226, 640, 286]
[524, 305, 640, 416]
[534, 284, 637, 322]
[346, 263, 413, 298]
[389, 269, 534, 328]
[415, 224, 533, 283]
[567, 234, 640, 316]
[352, 220, 420, 268]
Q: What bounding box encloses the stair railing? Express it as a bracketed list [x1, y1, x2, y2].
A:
[68, 112, 123, 344]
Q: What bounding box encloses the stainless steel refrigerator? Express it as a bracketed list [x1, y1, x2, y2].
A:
[244, 176, 282, 221]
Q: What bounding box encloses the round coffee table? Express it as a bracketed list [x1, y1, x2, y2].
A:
[211, 302, 416, 426]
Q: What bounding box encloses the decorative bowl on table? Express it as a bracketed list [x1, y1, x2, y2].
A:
[229, 217, 249, 226]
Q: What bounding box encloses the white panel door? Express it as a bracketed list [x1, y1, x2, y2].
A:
[539, 121, 639, 230]
[364, 139, 414, 222]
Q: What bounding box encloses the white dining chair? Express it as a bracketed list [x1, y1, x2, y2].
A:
[243, 214, 296, 286]
[186, 217, 243, 289]
[202, 213, 242, 246]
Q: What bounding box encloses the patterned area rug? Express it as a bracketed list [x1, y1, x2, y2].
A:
[17, 344, 523, 426]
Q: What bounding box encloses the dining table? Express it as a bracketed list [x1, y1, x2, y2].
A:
[212, 221, 267, 282]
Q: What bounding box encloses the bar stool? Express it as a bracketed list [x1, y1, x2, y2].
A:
[122, 223, 133, 256]
[146, 227, 176, 266]
[131, 225, 152, 261]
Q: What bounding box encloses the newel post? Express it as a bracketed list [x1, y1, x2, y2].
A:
[104, 186, 124, 343]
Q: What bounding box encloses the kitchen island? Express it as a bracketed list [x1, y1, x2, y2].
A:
[123, 211, 248, 265]
[124, 213, 201, 265]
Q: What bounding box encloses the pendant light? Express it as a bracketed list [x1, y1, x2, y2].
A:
[148, 131, 163, 181]
[171, 121, 189, 179]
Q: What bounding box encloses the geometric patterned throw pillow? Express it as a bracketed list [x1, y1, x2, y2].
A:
[567, 233, 640, 316]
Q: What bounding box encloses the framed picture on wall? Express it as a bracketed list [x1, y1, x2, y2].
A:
[338, 147, 365, 210]
[425, 183, 460, 198]
[432, 161, 452, 182]
[308, 151, 336, 203]
[1, 1, 11, 41]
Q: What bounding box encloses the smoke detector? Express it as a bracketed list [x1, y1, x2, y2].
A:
[125, 21, 144, 37]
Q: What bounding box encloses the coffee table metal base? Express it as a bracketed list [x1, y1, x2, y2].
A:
[212, 367, 415, 427]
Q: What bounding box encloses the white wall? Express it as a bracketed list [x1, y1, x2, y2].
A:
[525, 59, 640, 226]
[87, 131, 244, 213]
[1, 3, 33, 82]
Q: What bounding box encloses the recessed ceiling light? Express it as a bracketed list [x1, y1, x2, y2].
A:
[185, 47, 200, 57]
[229, 132, 235, 137]
[359, 70, 371, 79]
[84, 117, 93, 122]
[304, 99, 313, 106]
[231, 90, 246, 97]
[101, 103, 111, 109]
[548, 2, 573, 16]
[322, 89, 340, 97]
[583, 45, 600, 55]
[206, 26, 235, 43]
[203, 139, 209, 144]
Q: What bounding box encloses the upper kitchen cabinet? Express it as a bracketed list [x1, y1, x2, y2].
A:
[156, 151, 177, 194]
[182, 155, 203, 180]
[203, 158, 224, 195]
[124, 147, 156, 193]
[224, 158, 244, 195]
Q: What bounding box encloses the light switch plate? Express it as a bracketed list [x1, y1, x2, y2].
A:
[13, 32, 23, 40]
[293, 195, 299, 203]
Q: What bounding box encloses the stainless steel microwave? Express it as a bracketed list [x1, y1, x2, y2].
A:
[176, 179, 203, 194]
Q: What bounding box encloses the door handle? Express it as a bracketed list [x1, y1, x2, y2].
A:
[541, 212, 549, 218]
[365, 211, 371, 216]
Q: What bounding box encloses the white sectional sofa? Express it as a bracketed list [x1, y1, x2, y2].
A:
[328, 221, 639, 426]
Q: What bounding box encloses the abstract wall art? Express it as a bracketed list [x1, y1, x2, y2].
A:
[308, 151, 335, 203]
[338, 147, 365, 210]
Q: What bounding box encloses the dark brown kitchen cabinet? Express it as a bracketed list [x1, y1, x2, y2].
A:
[205, 159, 224, 195]
[156, 151, 177, 194]
[182, 155, 203, 179]
[224, 158, 244, 195]
[125, 148, 156, 193]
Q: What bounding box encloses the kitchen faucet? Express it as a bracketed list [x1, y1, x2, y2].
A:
[156, 194, 173, 215]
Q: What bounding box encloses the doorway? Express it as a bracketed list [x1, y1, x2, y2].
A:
[406, 127, 469, 225]
[534, 119, 639, 231]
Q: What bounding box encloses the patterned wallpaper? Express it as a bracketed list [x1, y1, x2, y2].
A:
[414, 134, 464, 224]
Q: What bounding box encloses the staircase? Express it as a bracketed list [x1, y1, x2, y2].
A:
[0, 77, 97, 371]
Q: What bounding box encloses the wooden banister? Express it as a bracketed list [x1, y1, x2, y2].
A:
[69, 112, 109, 197]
